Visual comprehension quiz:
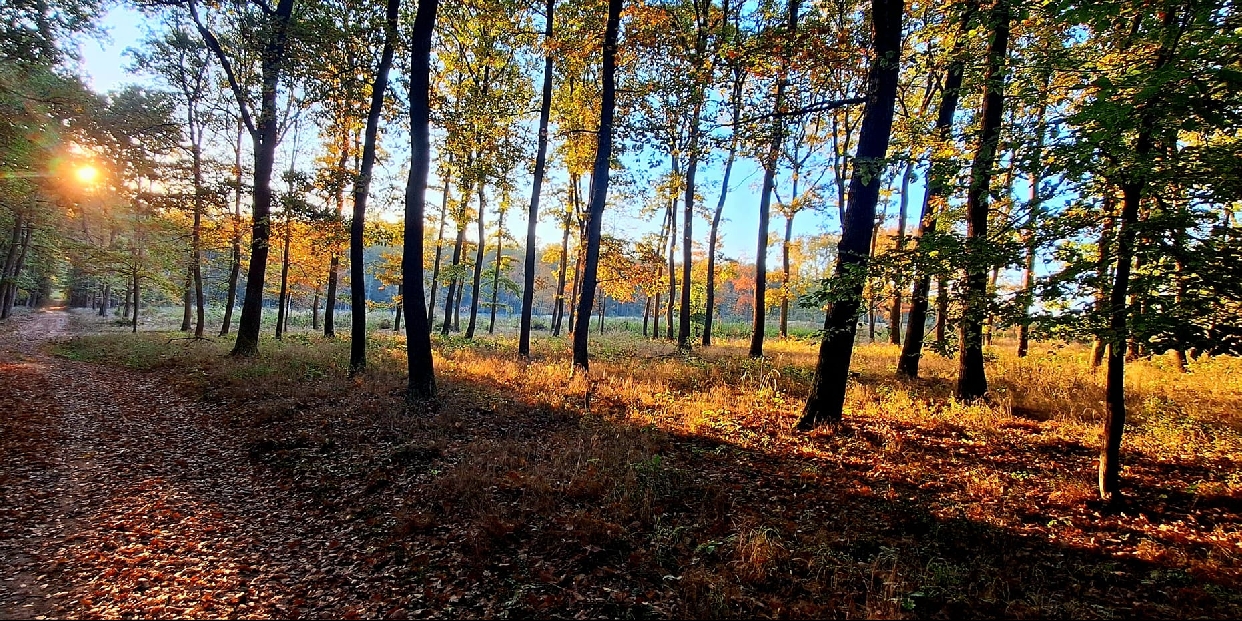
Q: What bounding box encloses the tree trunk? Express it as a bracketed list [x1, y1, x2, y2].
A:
[276, 211, 291, 340]
[427, 182, 451, 334]
[465, 186, 487, 339]
[181, 266, 193, 332]
[666, 173, 678, 340]
[312, 292, 320, 330]
[488, 214, 503, 334]
[394, 284, 403, 333]
[956, 0, 1009, 401]
[896, 0, 976, 377]
[442, 216, 467, 335]
[643, 295, 651, 336]
[598, 287, 605, 335]
[703, 71, 742, 347]
[1092, 195, 1117, 368]
[132, 269, 140, 334]
[519, 0, 555, 356]
[1, 224, 31, 319]
[221, 118, 244, 337]
[749, 1, 797, 359]
[347, 0, 399, 372]
[403, 0, 437, 399]
[122, 277, 131, 321]
[1101, 181, 1142, 501]
[192, 0, 297, 356]
[780, 212, 794, 338]
[797, 0, 903, 429]
[935, 275, 948, 345]
[889, 160, 913, 345]
[552, 208, 571, 336]
[679, 99, 704, 350]
[99, 283, 111, 317]
[571, 0, 622, 372]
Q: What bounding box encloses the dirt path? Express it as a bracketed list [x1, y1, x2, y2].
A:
[0, 310, 412, 619]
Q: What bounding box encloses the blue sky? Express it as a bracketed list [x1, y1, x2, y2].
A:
[76, 4, 922, 267]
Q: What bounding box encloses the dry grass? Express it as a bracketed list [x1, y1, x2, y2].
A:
[52, 309, 1242, 618]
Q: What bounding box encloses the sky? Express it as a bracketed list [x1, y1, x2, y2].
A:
[74, 4, 926, 270]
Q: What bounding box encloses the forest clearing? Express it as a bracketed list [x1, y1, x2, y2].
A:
[1, 306, 1239, 618]
[5, 0, 1242, 617]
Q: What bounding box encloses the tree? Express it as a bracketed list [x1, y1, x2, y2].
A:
[956, 0, 1009, 401]
[797, 0, 903, 429]
[571, 0, 622, 372]
[748, 0, 798, 359]
[519, 0, 556, 357]
[171, 0, 298, 356]
[403, 0, 438, 400]
[129, 21, 221, 339]
[896, 0, 977, 378]
[348, 0, 400, 374]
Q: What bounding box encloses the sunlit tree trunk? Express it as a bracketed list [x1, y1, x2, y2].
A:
[703, 69, 741, 347]
[749, 0, 797, 359]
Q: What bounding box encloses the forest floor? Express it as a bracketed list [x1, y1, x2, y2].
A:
[2, 307, 1241, 619]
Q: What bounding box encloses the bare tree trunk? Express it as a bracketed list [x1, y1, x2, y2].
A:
[221, 118, 244, 337]
[347, 0, 399, 373]
[394, 284, 404, 333]
[191, 0, 298, 356]
[704, 63, 744, 347]
[427, 172, 451, 331]
[181, 266, 193, 332]
[132, 268, 140, 334]
[519, 0, 556, 356]
[551, 209, 571, 336]
[276, 212, 291, 340]
[488, 216, 503, 334]
[679, 99, 704, 350]
[465, 186, 487, 339]
[571, 0, 622, 372]
[780, 212, 793, 339]
[666, 172, 678, 341]
[889, 160, 913, 345]
[99, 283, 111, 317]
[403, 0, 437, 399]
[797, 0, 903, 429]
[312, 291, 320, 331]
[442, 217, 467, 335]
[896, 0, 977, 377]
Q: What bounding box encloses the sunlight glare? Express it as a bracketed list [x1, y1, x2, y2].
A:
[76, 165, 98, 184]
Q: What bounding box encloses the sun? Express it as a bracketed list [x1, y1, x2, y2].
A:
[75, 165, 98, 184]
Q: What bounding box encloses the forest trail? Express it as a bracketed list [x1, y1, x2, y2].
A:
[0, 309, 409, 619]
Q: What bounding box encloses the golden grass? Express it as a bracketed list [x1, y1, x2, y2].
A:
[51, 312, 1242, 618]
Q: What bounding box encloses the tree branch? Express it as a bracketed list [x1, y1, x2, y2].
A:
[187, 0, 257, 138]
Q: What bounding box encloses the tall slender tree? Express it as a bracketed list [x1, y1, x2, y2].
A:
[797, 0, 904, 429]
[956, 0, 1009, 400]
[571, 0, 622, 372]
[403, 0, 437, 400]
